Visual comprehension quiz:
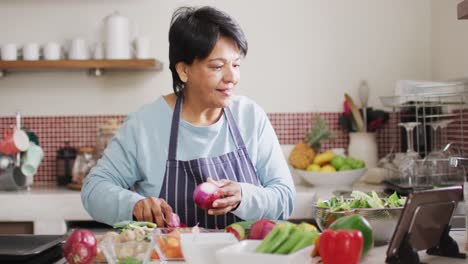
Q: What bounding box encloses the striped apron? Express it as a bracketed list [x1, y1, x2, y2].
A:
[159, 96, 261, 229]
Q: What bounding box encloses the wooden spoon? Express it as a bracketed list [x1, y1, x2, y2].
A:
[345, 93, 365, 132]
[359, 81, 370, 132]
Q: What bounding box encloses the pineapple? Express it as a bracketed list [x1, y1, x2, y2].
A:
[288, 143, 315, 169]
[288, 116, 332, 169]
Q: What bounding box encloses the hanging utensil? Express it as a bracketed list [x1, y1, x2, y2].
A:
[359, 80, 370, 132]
[344, 93, 365, 132]
[15, 112, 21, 167]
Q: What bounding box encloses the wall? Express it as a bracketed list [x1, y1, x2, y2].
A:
[431, 0, 468, 80]
[0, 0, 432, 116]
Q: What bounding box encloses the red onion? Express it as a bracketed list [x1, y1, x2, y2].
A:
[63, 229, 97, 264]
[167, 212, 181, 228]
[193, 182, 223, 210]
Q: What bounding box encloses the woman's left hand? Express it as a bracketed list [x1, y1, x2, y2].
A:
[207, 177, 242, 215]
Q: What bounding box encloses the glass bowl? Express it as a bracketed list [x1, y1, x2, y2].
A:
[99, 235, 152, 264]
[150, 227, 224, 262]
[312, 202, 403, 244]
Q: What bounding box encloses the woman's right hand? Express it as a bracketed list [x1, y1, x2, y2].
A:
[132, 197, 173, 228]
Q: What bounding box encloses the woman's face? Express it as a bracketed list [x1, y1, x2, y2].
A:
[183, 36, 242, 108]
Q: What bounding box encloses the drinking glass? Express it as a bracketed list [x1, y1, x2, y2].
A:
[398, 122, 421, 187]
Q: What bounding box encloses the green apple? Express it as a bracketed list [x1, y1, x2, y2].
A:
[330, 155, 346, 170]
[339, 164, 353, 171]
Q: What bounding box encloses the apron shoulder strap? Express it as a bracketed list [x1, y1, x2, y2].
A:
[168, 97, 247, 160]
[168, 96, 182, 161]
[224, 107, 246, 149]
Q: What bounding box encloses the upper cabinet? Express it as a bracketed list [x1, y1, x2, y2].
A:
[458, 0, 468, 19]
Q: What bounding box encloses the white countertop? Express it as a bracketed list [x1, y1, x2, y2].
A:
[0, 182, 322, 234]
[0, 183, 91, 234]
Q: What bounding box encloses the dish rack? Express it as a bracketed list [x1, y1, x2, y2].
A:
[379, 90, 468, 192]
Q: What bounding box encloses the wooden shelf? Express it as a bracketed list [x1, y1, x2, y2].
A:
[458, 0, 468, 19]
[0, 59, 163, 76]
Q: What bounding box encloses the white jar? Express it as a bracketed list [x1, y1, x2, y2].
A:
[104, 11, 131, 59]
[23, 43, 40, 61]
[348, 132, 378, 168]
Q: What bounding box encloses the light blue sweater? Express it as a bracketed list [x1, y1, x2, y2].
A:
[81, 95, 295, 225]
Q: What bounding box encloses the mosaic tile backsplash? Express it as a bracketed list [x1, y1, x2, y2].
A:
[0, 111, 465, 184]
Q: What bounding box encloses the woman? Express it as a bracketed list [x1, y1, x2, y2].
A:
[81, 6, 295, 229]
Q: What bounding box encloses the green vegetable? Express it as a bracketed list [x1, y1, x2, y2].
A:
[225, 220, 256, 240]
[255, 223, 295, 253]
[318, 191, 406, 212]
[329, 214, 374, 257]
[274, 223, 317, 254]
[112, 221, 156, 233]
[117, 257, 143, 264]
[386, 191, 406, 207]
[289, 228, 319, 253]
[351, 191, 384, 208]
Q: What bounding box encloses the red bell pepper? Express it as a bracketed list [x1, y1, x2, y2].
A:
[318, 229, 363, 264]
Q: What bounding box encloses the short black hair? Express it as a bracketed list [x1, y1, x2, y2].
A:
[168, 6, 248, 96]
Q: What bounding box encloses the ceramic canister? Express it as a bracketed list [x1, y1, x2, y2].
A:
[104, 11, 131, 59]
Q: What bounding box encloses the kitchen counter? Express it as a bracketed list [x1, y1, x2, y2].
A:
[0, 145, 392, 234]
[3, 184, 468, 263]
[1, 181, 464, 234]
[0, 182, 321, 235]
[0, 183, 92, 234]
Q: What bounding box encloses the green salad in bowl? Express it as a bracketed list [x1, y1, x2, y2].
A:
[313, 191, 406, 243]
[317, 191, 406, 211]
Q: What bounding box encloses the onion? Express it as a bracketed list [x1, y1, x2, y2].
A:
[167, 212, 181, 228]
[193, 182, 223, 210]
[63, 229, 97, 264]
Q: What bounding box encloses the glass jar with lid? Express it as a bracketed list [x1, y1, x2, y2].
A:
[71, 146, 97, 187]
[96, 119, 120, 158]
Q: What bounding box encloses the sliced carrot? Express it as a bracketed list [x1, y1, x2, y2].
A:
[150, 249, 160, 260]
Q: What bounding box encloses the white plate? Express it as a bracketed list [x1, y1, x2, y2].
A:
[215, 240, 313, 264]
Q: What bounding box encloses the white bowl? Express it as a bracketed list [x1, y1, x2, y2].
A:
[293, 168, 367, 187]
[215, 240, 313, 264]
[180, 233, 238, 264]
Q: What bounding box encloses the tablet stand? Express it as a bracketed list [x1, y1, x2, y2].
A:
[386, 225, 465, 264]
[426, 224, 466, 259]
[386, 233, 421, 264]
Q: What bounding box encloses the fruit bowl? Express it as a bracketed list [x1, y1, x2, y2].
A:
[293, 168, 367, 187]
